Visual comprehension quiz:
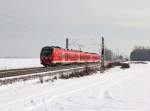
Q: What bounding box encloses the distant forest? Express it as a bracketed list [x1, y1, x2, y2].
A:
[130, 46, 150, 61]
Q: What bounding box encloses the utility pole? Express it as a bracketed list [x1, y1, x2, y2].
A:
[66, 38, 69, 50]
[100, 37, 105, 73]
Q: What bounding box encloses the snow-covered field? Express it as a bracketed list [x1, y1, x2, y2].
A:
[0, 58, 42, 70]
[0, 62, 150, 111]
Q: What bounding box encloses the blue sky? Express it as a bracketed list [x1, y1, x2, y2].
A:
[0, 0, 150, 57]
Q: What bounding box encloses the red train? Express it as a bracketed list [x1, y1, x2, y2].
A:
[40, 46, 101, 67]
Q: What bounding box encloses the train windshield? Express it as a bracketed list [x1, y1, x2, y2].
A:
[41, 47, 53, 57]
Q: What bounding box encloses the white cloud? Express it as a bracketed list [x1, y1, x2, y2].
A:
[0, 0, 150, 57]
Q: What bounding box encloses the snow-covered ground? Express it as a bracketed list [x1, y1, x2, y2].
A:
[0, 62, 150, 111]
[0, 58, 42, 70]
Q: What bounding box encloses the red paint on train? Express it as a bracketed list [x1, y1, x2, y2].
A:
[40, 46, 100, 66]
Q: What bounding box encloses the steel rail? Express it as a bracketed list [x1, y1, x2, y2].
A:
[0, 64, 100, 86]
[0, 63, 100, 78]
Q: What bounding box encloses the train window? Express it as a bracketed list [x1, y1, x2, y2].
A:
[65, 54, 69, 58]
[62, 54, 65, 58]
[41, 48, 53, 57]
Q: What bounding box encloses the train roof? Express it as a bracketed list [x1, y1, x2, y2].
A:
[42, 46, 99, 55]
[42, 46, 61, 49]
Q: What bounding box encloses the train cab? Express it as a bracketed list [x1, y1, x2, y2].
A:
[40, 46, 62, 66]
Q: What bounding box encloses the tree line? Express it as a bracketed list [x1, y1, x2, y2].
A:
[130, 46, 150, 61]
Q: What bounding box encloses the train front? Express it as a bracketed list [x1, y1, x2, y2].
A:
[40, 46, 53, 67]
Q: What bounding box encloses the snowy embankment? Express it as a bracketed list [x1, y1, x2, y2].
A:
[0, 62, 150, 111]
[0, 58, 42, 70]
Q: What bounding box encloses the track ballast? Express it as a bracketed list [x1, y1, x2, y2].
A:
[0, 63, 100, 78]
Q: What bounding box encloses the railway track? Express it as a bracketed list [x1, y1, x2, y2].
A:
[0, 61, 126, 86]
[0, 67, 44, 78]
[0, 63, 100, 86]
[0, 63, 100, 78]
